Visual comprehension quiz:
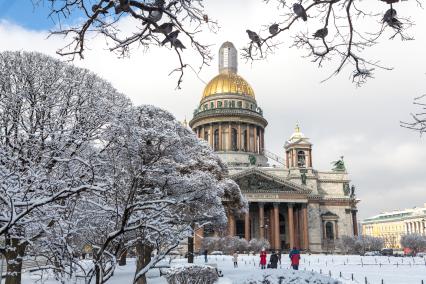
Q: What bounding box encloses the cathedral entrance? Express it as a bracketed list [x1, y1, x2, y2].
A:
[227, 201, 309, 251]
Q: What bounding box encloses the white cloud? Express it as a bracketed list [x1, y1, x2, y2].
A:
[0, 0, 425, 219]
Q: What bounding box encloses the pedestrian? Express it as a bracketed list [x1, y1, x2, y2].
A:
[260, 249, 267, 269]
[233, 251, 238, 268]
[204, 249, 208, 263]
[269, 251, 278, 269]
[277, 250, 281, 265]
[289, 247, 301, 270]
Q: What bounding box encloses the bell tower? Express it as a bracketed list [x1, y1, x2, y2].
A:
[284, 124, 313, 169]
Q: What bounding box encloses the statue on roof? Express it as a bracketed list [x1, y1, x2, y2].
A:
[301, 172, 307, 185]
[249, 154, 256, 166]
[350, 185, 356, 198]
[331, 156, 346, 171]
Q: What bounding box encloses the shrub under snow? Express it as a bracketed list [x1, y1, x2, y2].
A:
[242, 271, 342, 284]
[201, 237, 270, 254]
[165, 265, 219, 284]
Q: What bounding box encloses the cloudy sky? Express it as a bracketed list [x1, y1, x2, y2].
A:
[0, 0, 425, 219]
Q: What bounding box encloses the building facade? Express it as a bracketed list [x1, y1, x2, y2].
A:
[189, 42, 359, 252]
[362, 204, 426, 249]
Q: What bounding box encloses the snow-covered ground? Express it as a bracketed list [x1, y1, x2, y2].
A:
[20, 254, 426, 284]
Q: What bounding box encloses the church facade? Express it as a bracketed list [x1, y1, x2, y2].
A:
[189, 42, 359, 253]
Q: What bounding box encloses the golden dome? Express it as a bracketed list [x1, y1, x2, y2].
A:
[202, 72, 255, 99]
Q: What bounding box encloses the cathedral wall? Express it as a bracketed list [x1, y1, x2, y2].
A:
[318, 181, 346, 197]
[307, 203, 323, 252]
[305, 177, 319, 193]
[319, 205, 354, 239]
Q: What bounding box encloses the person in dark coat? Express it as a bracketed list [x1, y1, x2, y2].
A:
[204, 249, 208, 263]
[289, 247, 301, 270]
[269, 251, 279, 269]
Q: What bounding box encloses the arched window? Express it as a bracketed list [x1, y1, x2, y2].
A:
[204, 131, 209, 142]
[242, 130, 248, 151]
[224, 100, 229, 108]
[297, 150, 306, 167]
[231, 128, 238, 151]
[325, 222, 334, 240]
[217, 101, 223, 108]
[237, 101, 242, 108]
[214, 129, 219, 151]
[210, 101, 214, 109]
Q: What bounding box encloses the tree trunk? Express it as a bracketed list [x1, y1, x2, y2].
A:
[95, 264, 101, 284]
[118, 250, 127, 266]
[5, 237, 27, 284]
[135, 243, 153, 284]
[187, 235, 194, 263]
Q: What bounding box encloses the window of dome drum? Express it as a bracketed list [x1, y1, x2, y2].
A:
[231, 128, 238, 151]
[214, 130, 219, 151]
[298, 150, 306, 167]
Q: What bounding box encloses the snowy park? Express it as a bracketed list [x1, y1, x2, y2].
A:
[17, 254, 426, 284]
[2, 1, 426, 284]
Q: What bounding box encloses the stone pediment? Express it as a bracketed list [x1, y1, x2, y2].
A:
[321, 211, 339, 220]
[230, 168, 310, 194]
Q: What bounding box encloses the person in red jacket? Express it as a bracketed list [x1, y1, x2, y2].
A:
[259, 249, 267, 269]
[288, 247, 300, 270]
[289, 247, 301, 270]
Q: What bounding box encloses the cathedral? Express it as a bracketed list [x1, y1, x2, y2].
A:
[189, 42, 359, 253]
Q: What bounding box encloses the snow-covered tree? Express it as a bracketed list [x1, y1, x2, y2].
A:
[400, 234, 426, 255]
[248, 238, 271, 253]
[201, 236, 249, 255]
[0, 51, 129, 284]
[338, 235, 384, 255]
[0, 51, 246, 284]
[49, 105, 246, 284]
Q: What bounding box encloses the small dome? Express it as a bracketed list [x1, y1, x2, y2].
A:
[202, 72, 255, 99]
[220, 41, 236, 49]
[289, 124, 305, 141]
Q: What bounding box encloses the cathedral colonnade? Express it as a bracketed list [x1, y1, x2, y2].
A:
[226, 202, 309, 250]
[194, 122, 265, 154]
